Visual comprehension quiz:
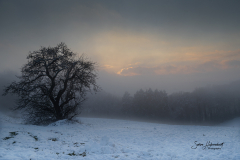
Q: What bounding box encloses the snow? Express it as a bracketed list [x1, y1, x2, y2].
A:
[218, 117, 240, 128]
[0, 113, 240, 160]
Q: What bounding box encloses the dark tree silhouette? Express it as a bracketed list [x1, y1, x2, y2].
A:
[3, 42, 99, 124]
[121, 91, 133, 116]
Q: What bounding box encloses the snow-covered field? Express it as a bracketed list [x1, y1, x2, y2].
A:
[0, 113, 240, 160]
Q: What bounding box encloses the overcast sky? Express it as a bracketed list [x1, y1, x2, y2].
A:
[1, 0, 240, 96]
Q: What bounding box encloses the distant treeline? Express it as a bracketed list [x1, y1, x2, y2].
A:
[82, 81, 240, 124]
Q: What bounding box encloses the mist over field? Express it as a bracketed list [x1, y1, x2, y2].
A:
[0, 72, 18, 113]
[1, 0, 240, 98]
[1, 1, 240, 159]
[1, 69, 240, 126]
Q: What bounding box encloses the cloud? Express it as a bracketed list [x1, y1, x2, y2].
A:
[103, 65, 114, 69]
[225, 60, 240, 67]
[117, 65, 178, 76]
[117, 58, 240, 76]
[117, 66, 155, 76]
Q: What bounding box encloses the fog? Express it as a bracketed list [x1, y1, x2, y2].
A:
[98, 69, 240, 96]
[2, 67, 240, 125]
[1, 0, 240, 123]
[0, 71, 18, 113]
[80, 79, 240, 125]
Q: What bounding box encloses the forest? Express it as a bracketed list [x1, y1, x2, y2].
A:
[82, 80, 240, 125]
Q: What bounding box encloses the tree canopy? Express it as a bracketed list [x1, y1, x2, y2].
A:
[3, 42, 99, 125]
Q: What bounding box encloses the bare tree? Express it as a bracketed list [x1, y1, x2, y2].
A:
[3, 42, 99, 125]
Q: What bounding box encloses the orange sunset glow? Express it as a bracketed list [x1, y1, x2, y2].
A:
[1, 0, 240, 95]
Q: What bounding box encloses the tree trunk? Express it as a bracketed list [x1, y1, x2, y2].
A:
[54, 103, 63, 120]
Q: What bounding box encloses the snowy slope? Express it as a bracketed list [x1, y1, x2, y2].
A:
[0, 113, 240, 160]
[218, 117, 240, 128]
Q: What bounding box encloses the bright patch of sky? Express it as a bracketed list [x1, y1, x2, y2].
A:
[1, 0, 240, 95]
